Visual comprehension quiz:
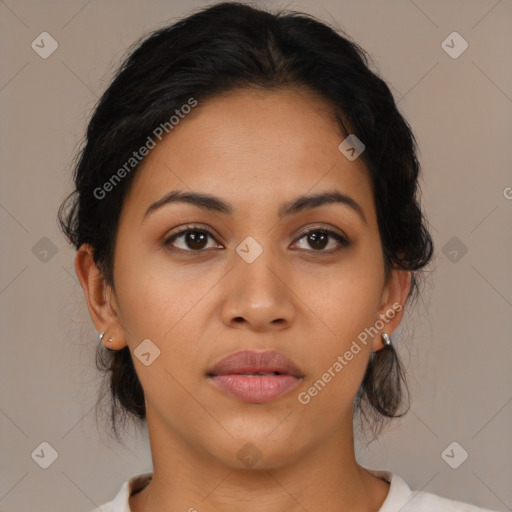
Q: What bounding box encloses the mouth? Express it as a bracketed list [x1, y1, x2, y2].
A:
[206, 350, 304, 404]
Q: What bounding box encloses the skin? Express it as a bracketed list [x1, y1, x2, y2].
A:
[76, 87, 411, 512]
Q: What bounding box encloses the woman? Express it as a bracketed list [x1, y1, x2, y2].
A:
[58, 2, 499, 511]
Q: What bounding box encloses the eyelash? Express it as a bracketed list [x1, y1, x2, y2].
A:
[163, 224, 350, 254]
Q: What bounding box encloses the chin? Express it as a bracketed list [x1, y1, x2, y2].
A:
[207, 431, 308, 471]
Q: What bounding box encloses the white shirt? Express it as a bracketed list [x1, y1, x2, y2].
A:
[93, 468, 500, 511]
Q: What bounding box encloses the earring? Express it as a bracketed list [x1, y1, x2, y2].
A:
[382, 332, 392, 348]
[98, 331, 115, 351]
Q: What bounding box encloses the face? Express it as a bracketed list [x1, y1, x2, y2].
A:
[78, 87, 409, 470]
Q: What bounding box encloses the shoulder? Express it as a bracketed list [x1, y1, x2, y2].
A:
[366, 468, 500, 512]
[92, 473, 152, 512]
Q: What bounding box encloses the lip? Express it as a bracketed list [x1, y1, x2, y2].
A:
[207, 349, 304, 404]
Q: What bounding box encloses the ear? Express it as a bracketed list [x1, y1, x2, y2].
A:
[74, 244, 128, 350]
[371, 269, 411, 352]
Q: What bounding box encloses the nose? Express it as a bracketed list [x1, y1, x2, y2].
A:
[220, 245, 296, 332]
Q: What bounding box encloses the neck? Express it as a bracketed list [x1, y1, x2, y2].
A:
[129, 410, 390, 512]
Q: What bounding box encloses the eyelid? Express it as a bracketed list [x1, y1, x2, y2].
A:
[165, 223, 218, 239]
[295, 224, 349, 242]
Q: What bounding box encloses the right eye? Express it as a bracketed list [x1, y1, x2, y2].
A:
[163, 225, 222, 252]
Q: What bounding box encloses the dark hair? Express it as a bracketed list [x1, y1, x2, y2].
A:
[58, 1, 433, 443]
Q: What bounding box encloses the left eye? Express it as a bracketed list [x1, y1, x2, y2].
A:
[163, 226, 349, 253]
[293, 229, 349, 252]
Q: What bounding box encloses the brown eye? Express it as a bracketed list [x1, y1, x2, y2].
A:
[164, 227, 219, 252]
[163, 225, 349, 254]
[294, 229, 349, 253]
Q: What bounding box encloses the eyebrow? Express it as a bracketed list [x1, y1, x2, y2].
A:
[142, 189, 366, 224]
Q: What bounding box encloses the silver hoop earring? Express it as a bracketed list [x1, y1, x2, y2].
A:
[382, 332, 392, 348]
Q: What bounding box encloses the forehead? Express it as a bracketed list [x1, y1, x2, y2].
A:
[122, 87, 375, 222]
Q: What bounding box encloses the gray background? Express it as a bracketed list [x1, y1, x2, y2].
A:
[1, 0, 511, 511]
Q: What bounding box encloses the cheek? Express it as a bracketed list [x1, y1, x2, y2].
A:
[303, 242, 385, 338]
[297, 243, 385, 390]
[297, 291, 376, 419]
[113, 259, 208, 414]
[112, 246, 219, 387]
[112, 241, 197, 338]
